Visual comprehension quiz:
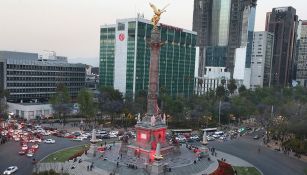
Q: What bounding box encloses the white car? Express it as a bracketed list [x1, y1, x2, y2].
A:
[190, 135, 200, 140]
[109, 131, 119, 135]
[44, 139, 55, 144]
[72, 137, 83, 141]
[21, 145, 28, 150]
[175, 135, 187, 143]
[3, 166, 18, 175]
[109, 133, 117, 138]
[26, 152, 34, 157]
[207, 136, 215, 141]
[32, 144, 39, 149]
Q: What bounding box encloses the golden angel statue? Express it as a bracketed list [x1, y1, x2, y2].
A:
[149, 3, 169, 30]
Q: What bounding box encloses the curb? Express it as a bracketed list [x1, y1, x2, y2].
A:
[216, 150, 264, 175]
[39, 143, 89, 163]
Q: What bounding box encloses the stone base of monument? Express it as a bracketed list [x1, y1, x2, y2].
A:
[87, 143, 97, 157]
[202, 141, 208, 145]
[151, 161, 166, 175]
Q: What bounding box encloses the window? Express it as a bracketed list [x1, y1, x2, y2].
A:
[118, 23, 125, 31]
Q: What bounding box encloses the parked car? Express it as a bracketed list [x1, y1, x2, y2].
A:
[3, 166, 18, 175]
[44, 139, 55, 144]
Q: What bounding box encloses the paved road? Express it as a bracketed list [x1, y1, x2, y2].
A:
[207, 136, 307, 175]
[0, 136, 88, 175]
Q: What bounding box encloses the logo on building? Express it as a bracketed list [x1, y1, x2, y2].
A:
[119, 33, 125, 41]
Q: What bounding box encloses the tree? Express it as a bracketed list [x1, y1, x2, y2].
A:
[49, 84, 71, 123]
[0, 88, 9, 117]
[216, 85, 226, 99]
[98, 86, 124, 124]
[227, 79, 237, 95]
[77, 88, 96, 120]
[238, 85, 247, 95]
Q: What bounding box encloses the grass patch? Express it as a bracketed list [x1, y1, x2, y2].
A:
[41, 145, 89, 163]
[304, 168, 307, 175]
[233, 167, 261, 175]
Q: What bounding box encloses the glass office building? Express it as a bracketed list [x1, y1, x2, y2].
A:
[0, 51, 86, 102]
[99, 18, 197, 98]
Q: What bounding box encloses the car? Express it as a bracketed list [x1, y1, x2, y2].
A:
[175, 135, 186, 143]
[21, 145, 28, 150]
[3, 166, 18, 175]
[64, 134, 76, 139]
[72, 137, 83, 141]
[26, 151, 34, 157]
[190, 135, 200, 141]
[253, 135, 260, 140]
[44, 139, 55, 144]
[31, 144, 39, 149]
[109, 131, 119, 135]
[18, 150, 26, 155]
[207, 136, 215, 141]
[109, 133, 117, 138]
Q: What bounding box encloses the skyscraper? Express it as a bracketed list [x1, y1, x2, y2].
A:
[267, 7, 298, 87]
[99, 18, 197, 98]
[193, 0, 257, 79]
[250, 31, 274, 89]
[296, 20, 307, 87]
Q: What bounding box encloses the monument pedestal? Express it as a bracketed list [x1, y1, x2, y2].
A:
[87, 143, 97, 157]
[151, 161, 165, 175]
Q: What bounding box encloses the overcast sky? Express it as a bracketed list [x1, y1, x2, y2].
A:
[0, 0, 306, 66]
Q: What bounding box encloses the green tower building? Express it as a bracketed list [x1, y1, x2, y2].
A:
[99, 18, 197, 98]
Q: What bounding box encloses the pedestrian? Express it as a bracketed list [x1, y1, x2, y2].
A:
[105, 141, 107, 146]
[117, 155, 120, 160]
[117, 162, 119, 167]
[87, 165, 89, 171]
[121, 153, 122, 159]
[113, 141, 115, 146]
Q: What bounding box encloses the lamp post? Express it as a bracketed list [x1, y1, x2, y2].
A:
[218, 100, 221, 127]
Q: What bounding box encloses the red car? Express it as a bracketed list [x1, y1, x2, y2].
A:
[64, 135, 76, 139]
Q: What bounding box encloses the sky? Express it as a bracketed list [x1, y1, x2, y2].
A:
[0, 0, 306, 66]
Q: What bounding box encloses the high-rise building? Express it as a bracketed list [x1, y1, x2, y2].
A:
[250, 31, 274, 89]
[265, 12, 272, 32]
[0, 51, 86, 102]
[267, 7, 298, 87]
[193, 0, 257, 81]
[99, 18, 197, 98]
[296, 20, 307, 87]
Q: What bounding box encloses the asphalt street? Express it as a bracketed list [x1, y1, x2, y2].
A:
[0, 136, 88, 175]
[207, 135, 307, 175]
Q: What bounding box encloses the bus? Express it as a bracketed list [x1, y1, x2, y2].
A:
[171, 129, 192, 136]
[202, 128, 218, 134]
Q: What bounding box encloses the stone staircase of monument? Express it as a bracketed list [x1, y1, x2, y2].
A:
[169, 159, 213, 175]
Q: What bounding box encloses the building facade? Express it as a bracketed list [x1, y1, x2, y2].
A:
[0, 51, 86, 102]
[296, 20, 307, 87]
[100, 18, 197, 98]
[193, 0, 257, 78]
[250, 31, 274, 89]
[194, 67, 230, 95]
[267, 7, 298, 87]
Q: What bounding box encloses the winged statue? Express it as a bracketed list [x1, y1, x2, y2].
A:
[149, 3, 169, 30]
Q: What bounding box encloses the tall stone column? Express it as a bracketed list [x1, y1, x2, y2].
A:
[147, 30, 161, 117]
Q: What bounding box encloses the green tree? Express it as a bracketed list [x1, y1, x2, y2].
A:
[98, 86, 124, 125]
[227, 79, 237, 95]
[215, 85, 226, 99]
[49, 84, 71, 123]
[238, 85, 247, 95]
[77, 88, 96, 120]
[0, 88, 9, 116]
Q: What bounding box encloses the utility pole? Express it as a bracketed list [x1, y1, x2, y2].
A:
[219, 100, 221, 127]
